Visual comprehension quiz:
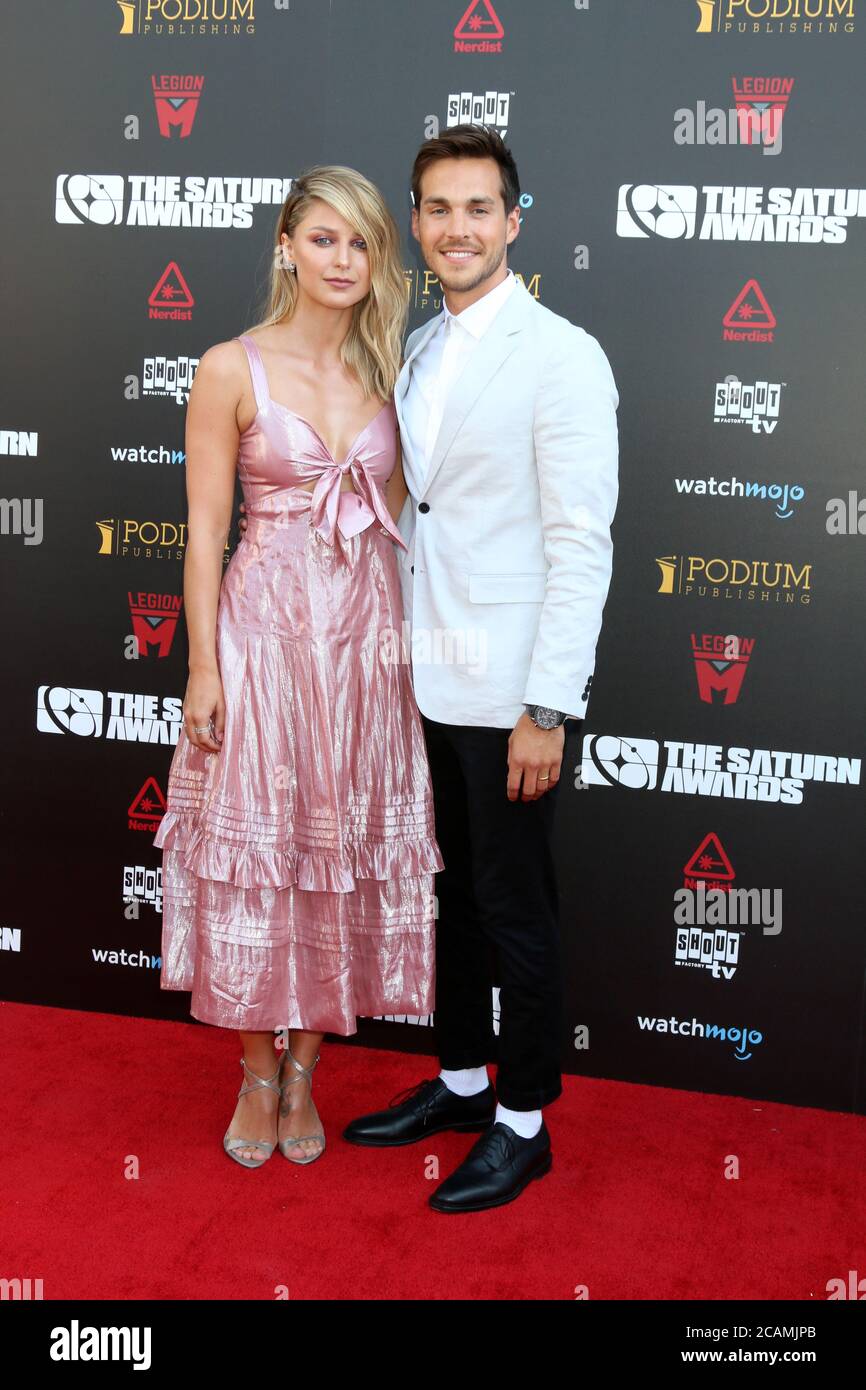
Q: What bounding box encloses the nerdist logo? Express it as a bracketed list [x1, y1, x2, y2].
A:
[580, 734, 860, 804]
[616, 184, 865, 243]
[151, 75, 204, 137]
[128, 591, 183, 657]
[691, 634, 755, 704]
[723, 278, 776, 341]
[714, 377, 784, 429]
[683, 831, 736, 890]
[673, 474, 804, 519]
[148, 262, 194, 320]
[54, 173, 290, 228]
[453, 0, 504, 52]
[36, 687, 183, 744]
[129, 776, 166, 831]
[694, 0, 855, 34]
[674, 77, 792, 155]
[117, 0, 256, 37]
[656, 553, 812, 605]
[446, 91, 511, 134]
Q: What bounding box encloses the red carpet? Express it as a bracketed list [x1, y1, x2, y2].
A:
[1, 1000, 864, 1300]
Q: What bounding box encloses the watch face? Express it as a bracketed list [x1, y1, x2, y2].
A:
[533, 706, 562, 729]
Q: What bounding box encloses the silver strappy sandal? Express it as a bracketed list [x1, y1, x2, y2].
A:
[223, 1055, 282, 1169]
[278, 1048, 326, 1165]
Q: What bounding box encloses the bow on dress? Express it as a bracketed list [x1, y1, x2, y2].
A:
[308, 459, 408, 568]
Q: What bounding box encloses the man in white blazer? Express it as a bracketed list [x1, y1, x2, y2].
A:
[343, 126, 619, 1213]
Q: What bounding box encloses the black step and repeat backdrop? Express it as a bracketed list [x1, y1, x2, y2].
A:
[2, 0, 865, 1114]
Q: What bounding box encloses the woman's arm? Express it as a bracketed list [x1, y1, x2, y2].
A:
[384, 428, 408, 525]
[181, 342, 242, 752]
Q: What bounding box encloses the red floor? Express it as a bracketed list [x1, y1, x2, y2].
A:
[1, 1000, 864, 1300]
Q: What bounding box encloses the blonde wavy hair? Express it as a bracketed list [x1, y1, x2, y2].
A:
[248, 165, 408, 402]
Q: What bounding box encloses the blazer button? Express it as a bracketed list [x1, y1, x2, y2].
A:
[411, 565, 415, 573]
[418, 502, 430, 513]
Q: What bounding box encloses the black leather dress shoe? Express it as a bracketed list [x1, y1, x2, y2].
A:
[342, 1077, 496, 1147]
[428, 1120, 552, 1213]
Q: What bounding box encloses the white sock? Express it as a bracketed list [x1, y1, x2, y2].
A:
[438, 1065, 489, 1097]
[495, 1102, 542, 1139]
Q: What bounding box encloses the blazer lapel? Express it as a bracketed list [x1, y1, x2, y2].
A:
[420, 278, 532, 497]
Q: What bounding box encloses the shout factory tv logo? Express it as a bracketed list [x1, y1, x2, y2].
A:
[616, 184, 865, 243]
[446, 91, 512, 134]
[54, 173, 290, 229]
[656, 553, 811, 605]
[117, 1, 256, 37]
[714, 377, 784, 431]
[123, 865, 163, 915]
[580, 735, 860, 804]
[453, 0, 504, 52]
[723, 278, 776, 341]
[151, 75, 204, 137]
[128, 591, 183, 657]
[148, 262, 194, 320]
[694, 0, 855, 35]
[140, 354, 199, 404]
[691, 634, 755, 704]
[674, 77, 793, 155]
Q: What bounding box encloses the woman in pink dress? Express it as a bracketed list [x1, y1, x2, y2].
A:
[153, 166, 442, 1168]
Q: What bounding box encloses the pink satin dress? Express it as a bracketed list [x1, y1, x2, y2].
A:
[153, 332, 442, 1034]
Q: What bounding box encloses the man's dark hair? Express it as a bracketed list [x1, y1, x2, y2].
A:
[410, 124, 521, 217]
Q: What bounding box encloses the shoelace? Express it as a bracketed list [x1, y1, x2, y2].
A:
[387, 1078, 439, 1112]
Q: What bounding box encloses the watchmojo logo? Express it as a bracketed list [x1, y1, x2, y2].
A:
[694, 0, 855, 35]
[117, 0, 256, 37]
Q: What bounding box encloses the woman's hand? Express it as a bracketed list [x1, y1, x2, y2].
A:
[183, 667, 225, 753]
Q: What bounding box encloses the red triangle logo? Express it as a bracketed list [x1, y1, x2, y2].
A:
[129, 776, 167, 826]
[148, 261, 194, 309]
[683, 832, 735, 883]
[723, 278, 776, 329]
[454, 0, 504, 40]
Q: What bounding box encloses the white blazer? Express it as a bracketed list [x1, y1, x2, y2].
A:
[394, 275, 619, 728]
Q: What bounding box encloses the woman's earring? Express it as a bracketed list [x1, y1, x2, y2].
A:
[278, 244, 296, 273]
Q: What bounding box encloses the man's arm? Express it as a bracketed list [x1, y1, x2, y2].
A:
[522, 328, 619, 717]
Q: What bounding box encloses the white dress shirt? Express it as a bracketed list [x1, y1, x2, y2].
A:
[402, 269, 517, 483]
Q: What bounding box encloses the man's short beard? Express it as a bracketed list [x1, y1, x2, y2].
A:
[437, 243, 506, 295]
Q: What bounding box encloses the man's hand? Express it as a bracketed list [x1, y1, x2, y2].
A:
[507, 712, 565, 802]
[237, 500, 249, 540]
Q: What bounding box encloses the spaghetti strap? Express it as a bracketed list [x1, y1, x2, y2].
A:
[235, 333, 270, 416]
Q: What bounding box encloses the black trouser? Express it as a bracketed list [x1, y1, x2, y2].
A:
[421, 714, 580, 1111]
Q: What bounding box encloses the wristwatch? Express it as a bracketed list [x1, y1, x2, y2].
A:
[525, 704, 567, 730]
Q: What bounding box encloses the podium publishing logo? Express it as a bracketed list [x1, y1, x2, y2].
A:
[151, 75, 204, 138]
[656, 553, 812, 605]
[694, 0, 855, 35]
[117, 1, 256, 37]
[453, 0, 504, 53]
[691, 634, 755, 704]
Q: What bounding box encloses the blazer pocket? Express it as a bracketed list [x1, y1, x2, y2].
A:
[468, 571, 548, 604]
